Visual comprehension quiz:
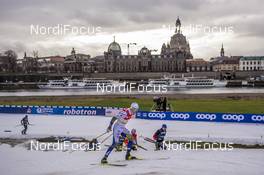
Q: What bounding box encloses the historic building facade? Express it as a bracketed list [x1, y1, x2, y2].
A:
[103, 17, 193, 73]
[64, 48, 91, 73]
[37, 56, 65, 73]
[21, 52, 65, 73]
[239, 56, 264, 71]
[186, 59, 212, 72]
[211, 44, 240, 72]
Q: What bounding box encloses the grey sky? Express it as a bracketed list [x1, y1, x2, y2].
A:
[0, 0, 263, 59]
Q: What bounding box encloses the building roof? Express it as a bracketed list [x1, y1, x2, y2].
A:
[221, 59, 239, 64]
[211, 56, 240, 65]
[240, 56, 264, 61]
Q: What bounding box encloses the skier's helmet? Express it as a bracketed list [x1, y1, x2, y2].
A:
[131, 128, 136, 134]
[130, 102, 139, 113]
[162, 124, 167, 129]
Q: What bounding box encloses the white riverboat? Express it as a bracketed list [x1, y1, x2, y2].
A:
[38, 78, 116, 89]
[149, 77, 227, 88]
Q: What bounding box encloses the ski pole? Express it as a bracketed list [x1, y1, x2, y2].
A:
[140, 135, 156, 144]
[100, 133, 113, 144]
[94, 131, 108, 140]
[136, 144, 148, 151]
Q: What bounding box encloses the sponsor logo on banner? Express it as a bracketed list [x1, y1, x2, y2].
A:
[222, 114, 244, 122]
[63, 108, 97, 115]
[251, 115, 264, 122]
[148, 112, 166, 119]
[196, 113, 216, 121]
[36, 107, 54, 114]
[170, 113, 190, 120]
[142, 112, 148, 117]
[27, 108, 32, 114]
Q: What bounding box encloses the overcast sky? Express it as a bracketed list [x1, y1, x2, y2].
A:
[0, 0, 263, 60]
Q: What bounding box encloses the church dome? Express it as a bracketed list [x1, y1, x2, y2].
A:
[160, 17, 192, 59]
[108, 41, 121, 53]
[139, 46, 151, 56]
[139, 46, 149, 54]
[170, 33, 188, 49]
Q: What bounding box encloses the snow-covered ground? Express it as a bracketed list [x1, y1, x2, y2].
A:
[1, 114, 264, 175]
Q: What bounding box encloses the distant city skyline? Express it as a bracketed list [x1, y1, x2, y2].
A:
[0, 0, 264, 60]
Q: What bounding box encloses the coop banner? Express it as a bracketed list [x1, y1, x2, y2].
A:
[136, 111, 264, 124]
[0, 105, 105, 116]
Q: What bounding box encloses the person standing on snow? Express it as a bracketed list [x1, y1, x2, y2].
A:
[101, 102, 139, 164]
[153, 124, 167, 150]
[21, 115, 30, 135]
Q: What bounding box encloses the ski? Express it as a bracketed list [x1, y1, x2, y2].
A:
[103, 163, 127, 167]
[115, 157, 144, 162]
[90, 163, 127, 167]
[115, 157, 170, 162]
[4, 130, 12, 132]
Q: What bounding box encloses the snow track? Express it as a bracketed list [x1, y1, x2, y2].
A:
[0, 114, 264, 175]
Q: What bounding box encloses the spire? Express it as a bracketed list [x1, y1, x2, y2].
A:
[220, 43, 225, 57]
[113, 36, 115, 42]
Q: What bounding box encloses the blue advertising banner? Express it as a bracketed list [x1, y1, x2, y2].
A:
[0, 105, 105, 116]
[136, 111, 264, 124]
[0, 105, 29, 114]
[0, 105, 263, 124]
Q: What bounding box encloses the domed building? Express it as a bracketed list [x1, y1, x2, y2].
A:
[138, 46, 151, 57]
[161, 17, 192, 59]
[107, 37, 122, 56]
[103, 17, 193, 73]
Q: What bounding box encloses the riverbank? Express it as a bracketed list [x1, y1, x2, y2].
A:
[0, 93, 263, 114]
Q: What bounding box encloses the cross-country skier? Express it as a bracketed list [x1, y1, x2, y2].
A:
[153, 124, 167, 150]
[116, 128, 138, 151]
[124, 128, 138, 150]
[21, 115, 30, 135]
[101, 102, 139, 164]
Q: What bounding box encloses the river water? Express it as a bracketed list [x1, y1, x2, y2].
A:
[0, 87, 263, 96]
